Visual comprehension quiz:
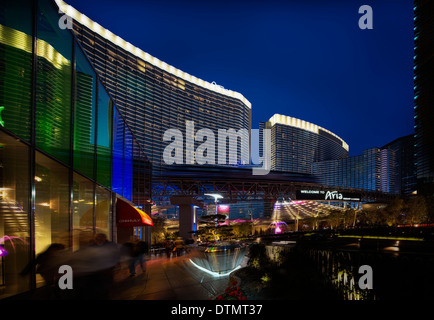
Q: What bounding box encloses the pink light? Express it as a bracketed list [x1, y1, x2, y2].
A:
[0, 236, 27, 251]
[0, 246, 7, 257]
[275, 225, 282, 234]
[218, 205, 229, 213]
[218, 220, 229, 226]
[291, 201, 306, 205]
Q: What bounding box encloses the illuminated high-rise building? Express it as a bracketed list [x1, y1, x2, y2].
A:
[261, 114, 349, 174]
[56, 0, 252, 174]
[414, 0, 434, 196]
[381, 134, 416, 195]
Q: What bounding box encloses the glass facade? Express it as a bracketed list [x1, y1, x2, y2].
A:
[312, 134, 416, 196]
[381, 134, 417, 195]
[312, 147, 398, 194]
[35, 0, 72, 165]
[261, 114, 349, 174]
[0, 131, 31, 297]
[0, 0, 151, 298]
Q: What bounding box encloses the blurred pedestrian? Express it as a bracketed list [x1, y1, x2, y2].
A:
[164, 239, 173, 258]
[121, 236, 147, 277]
[134, 239, 148, 273]
[71, 233, 120, 299]
[174, 237, 185, 257]
[89, 233, 120, 298]
[20, 243, 67, 299]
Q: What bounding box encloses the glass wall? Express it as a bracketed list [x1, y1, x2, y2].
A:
[95, 186, 111, 241]
[35, 0, 72, 165]
[124, 124, 133, 201]
[0, 0, 33, 142]
[112, 108, 124, 196]
[34, 152, 70, 258]
[0, 131, 30, 298]
[0, 0, 151, 298]
[74, 43, 97, 179]
[96, 83, 112, 188]
[72, 172, 94, 251]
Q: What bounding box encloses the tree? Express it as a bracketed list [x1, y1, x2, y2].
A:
[343, 209, 356, 228]
[327, 209, 343, 230]
[383, 198, 404, 226]
[151, 216, 167, 245]
[405, 196, 428, 225]
[306, 215, 321, 230]
[198, 214, 233, 241]
[232, 222, 252, 238]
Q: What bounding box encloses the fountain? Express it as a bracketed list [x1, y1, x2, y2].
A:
[268, 221, 288, 234]
[189, 241, 248, 275]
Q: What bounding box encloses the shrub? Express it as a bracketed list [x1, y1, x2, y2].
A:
[215, 280, 248, 300]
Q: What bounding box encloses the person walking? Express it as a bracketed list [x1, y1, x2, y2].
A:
[122, 236, 148, 277]
[164, 239, 173, 258]
[174, 237, 185, 257]
[134, 239, 148, 273]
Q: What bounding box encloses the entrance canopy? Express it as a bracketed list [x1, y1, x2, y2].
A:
[116, 198, 153, 227]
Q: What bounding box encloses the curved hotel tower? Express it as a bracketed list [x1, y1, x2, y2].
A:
[55, 0, 252, 173]
[261, 114, 349, 174]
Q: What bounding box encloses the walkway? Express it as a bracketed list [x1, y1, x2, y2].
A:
[111, 253, 231, 300]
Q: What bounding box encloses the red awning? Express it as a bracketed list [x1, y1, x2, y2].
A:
[116, 198, 153, 227]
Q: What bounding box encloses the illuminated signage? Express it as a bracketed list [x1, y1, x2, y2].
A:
[296, 189, 361, 201]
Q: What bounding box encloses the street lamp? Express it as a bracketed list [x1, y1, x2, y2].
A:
[204, 193, 224, 230]
[204, 193, 223, 215]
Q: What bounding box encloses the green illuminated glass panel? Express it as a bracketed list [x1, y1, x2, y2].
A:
[96, 83, 112, 188]
[74, 44, 96, 179]
[0, 0, 33, 141]
[35, 0, 72, 164]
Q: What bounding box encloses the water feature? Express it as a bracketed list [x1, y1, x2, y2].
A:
[301, 237, 434, 300]
[189, 242, 248, 275]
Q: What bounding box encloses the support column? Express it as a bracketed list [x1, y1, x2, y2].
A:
[170, 196, 204, 241]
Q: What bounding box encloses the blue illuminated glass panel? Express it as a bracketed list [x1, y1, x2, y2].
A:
[112, 109, 124, 196]
[124, 125, 133, 201]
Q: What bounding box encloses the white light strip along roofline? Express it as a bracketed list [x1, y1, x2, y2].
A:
[55, 0, 251, 109]
[269, 114, 349, 152]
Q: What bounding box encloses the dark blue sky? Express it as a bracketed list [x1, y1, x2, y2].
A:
[66, 0, 414, 156]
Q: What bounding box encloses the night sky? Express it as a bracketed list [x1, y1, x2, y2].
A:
[65, 0, 414, 157]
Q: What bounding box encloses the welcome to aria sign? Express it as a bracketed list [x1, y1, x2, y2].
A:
[296, 189, 361, 202]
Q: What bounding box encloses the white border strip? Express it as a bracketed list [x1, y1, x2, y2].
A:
[55, 0, 252, 109]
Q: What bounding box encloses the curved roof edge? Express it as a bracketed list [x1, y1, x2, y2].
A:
[268, 114, 349, 152]
[55, 0, 252, 109]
